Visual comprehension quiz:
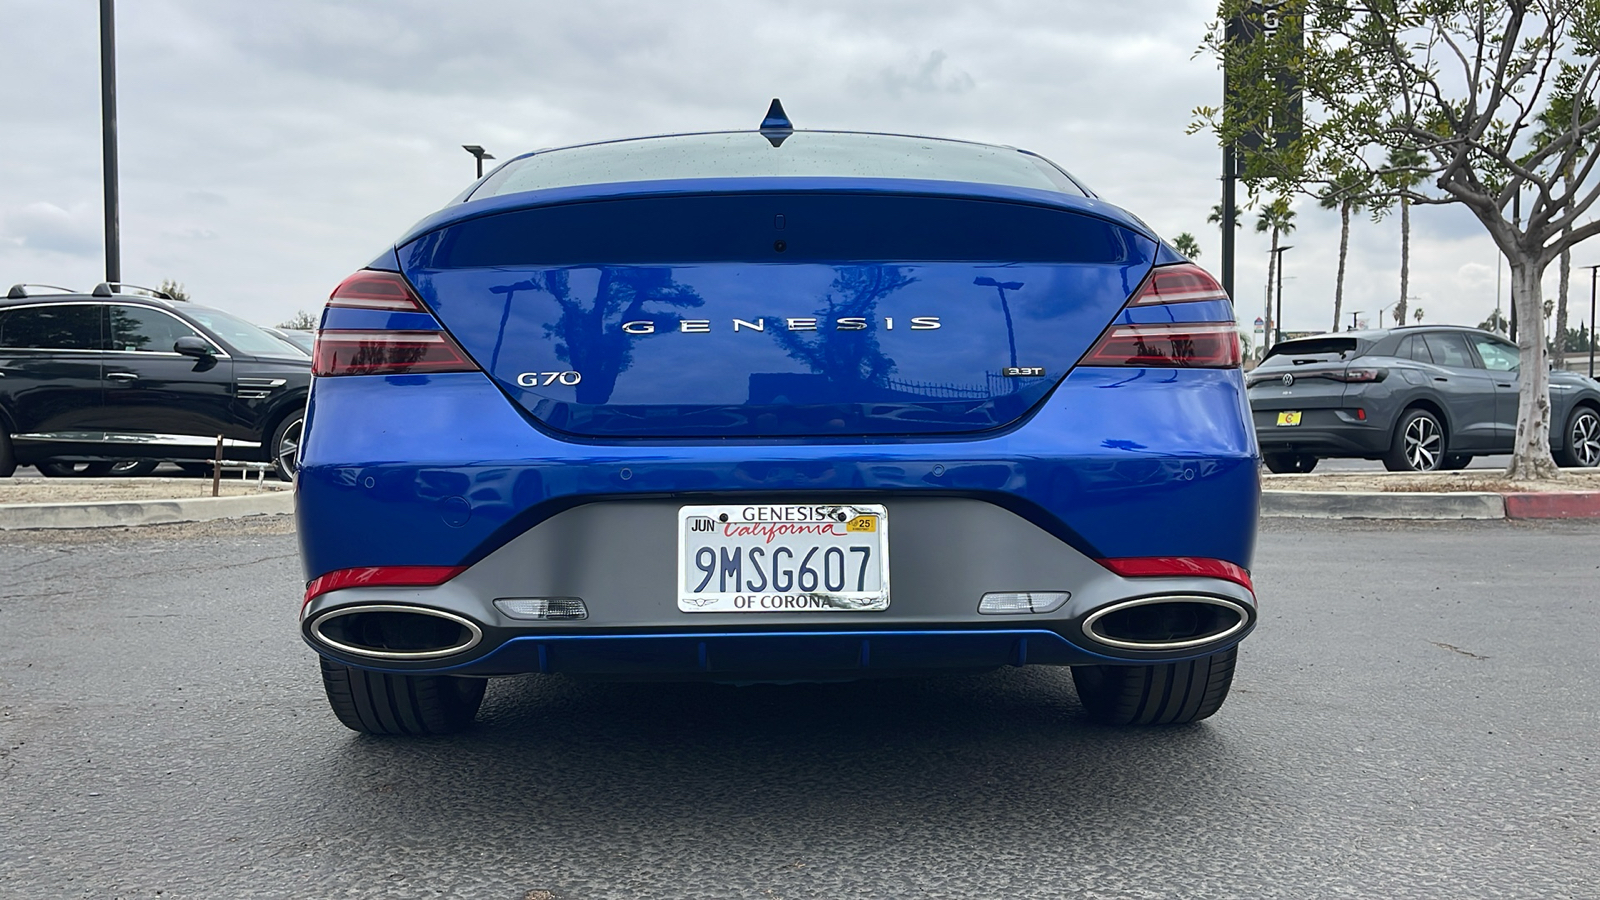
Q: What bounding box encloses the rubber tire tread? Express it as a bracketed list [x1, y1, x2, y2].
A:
[319, 657, 486, 735]
[1554, 405, 1599, 468]
[37, 461, 116, 477]
[271, 411, 305, 482]
[1382, 408, 1446, 472]
[1263, 452, 1317, 474]
[1072, 647, 1238, 726]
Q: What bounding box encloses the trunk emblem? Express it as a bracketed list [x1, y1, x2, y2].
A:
[1281, 374, 1294, 386]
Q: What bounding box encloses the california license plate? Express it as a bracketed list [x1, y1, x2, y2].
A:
[1277, 411, 1303, 426]
[677, 504, 890, 612]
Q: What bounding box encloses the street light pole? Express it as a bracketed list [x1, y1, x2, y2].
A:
[99, 0, 120, 285]
[1271, 245, 1292, 345]
[1584, 264, 1598, 379]
[462, 145, 495, 179]
[974, 277, 1024, 368]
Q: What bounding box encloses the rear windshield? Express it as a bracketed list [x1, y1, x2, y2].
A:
[471, 131, 1088, 199]
[1261, 337, 1362, 363]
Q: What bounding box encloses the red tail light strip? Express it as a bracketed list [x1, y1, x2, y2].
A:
[303, 565, 468, 612]
[1082, 322, 1242, 369]
[327, 270, 426, 311]
[312, 330, 477, 377]
[1129, 263, 1229, 306]
[1097, 557, 1254, 593]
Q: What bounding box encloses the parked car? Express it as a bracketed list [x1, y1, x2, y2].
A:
[1248, 325, 1600, 472]
[297, 111, 1259, 735]
[0, 283, 310, 480]
[263, 326, 314, 355]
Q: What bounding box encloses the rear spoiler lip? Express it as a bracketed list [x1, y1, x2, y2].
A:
[392, 176, 1157, 249]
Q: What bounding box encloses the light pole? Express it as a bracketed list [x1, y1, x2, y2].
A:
[100, 0, 119, 284]
[1270, 245, 1292, 346]
[462, 145, 495, 179]
[974, 277, 1024, 368]
[1584, 264, 1598, 379]
[1348, 310, 1362, 332]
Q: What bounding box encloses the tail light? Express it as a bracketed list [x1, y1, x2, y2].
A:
[1128, 263, 1229, 305]
[1082, 323, 1242, 368]
[1083, 263, 1241, 369]
[314, 270, 479, 377]
[1332, 367, 1386, 383]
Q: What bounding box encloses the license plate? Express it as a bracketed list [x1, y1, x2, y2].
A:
[1277, 411, 1303, 426]
[677, 504, 890, 612]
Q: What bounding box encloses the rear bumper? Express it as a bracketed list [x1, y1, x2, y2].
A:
[1252, 409, 1389, 455]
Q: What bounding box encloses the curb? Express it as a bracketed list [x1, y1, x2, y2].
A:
[1503, 491, 1600, 519]
[1262, 490, 1507, 519]
[0, 491, 293, 530]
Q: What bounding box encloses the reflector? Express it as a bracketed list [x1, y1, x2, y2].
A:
[494, 598, 589, 620]
[977, 591, 1070, 615]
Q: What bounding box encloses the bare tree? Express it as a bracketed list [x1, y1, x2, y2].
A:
[278, 310, 317, 330]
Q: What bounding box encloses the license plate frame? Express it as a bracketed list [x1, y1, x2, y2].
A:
[676, 503, 890, 613]
[1276, 411, 1303, 427]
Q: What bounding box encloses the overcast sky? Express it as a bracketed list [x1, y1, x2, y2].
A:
[0, 0, 1586, 337]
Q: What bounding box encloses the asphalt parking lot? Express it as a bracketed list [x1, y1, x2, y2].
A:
[1, 516, 1597, 899]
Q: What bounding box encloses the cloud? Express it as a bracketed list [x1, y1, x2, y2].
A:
[872, 50, 976, 97]
[0, 202, 101, 257]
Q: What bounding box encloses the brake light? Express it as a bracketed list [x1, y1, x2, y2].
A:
[1130, 263, 1229, 305]
[327, 270, 426, 311]
[1098, 557, 1254, 593]
[1082, 322, 1242, 368]
[303, 565, 468, 612]
[312, 330, 476, 377]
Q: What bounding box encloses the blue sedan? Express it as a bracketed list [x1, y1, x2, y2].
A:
[296, 105, 1259, 734]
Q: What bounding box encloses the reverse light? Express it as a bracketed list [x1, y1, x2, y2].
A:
[1097, 557, 1254, 593]
[1129, 263, 1230, 305]
[977, 591, 1071, 615]
[327, 270, 426, 311]
[494, 598, 590, 620]
[303, 565, 468, 611]
[1082, 322, 1242, 369]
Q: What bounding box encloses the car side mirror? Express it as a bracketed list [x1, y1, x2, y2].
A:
[174, 336, 214, 358]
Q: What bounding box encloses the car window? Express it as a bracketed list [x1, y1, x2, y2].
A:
[1398, 334, 1434, 364]
[0, 304, 104, 350]
[108, 305, 204, 353]
[1468, 334, 1519, 372]
[183, 307, 305, 357]
[1422, 332, 1475, 368]
[473, 131, 1088, 199]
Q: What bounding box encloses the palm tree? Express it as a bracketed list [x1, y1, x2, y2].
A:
[1413, 307, 1424, 324]
[1383, 149, 1426, 326]
[1170, 232, 1202, 259]
[1255, 196, 1297, 348]
[1317, 171, 1371, 333]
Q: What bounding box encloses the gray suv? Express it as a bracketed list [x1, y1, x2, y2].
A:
[1248, 325, 1600, 473]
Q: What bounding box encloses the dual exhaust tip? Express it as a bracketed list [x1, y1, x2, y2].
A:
[310, 595, 1252, 662]
[1081, 595, 1250, 652]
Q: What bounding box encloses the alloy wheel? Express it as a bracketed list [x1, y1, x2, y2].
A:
[276, 416, 304, 478]
[1572, 409, 1600, 468]
[1404, 415, 1442, 471]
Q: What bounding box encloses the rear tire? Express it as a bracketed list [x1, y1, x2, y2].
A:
[319, 657, 487, 735]
[1262, 452, 1318, 474]
[177, 462, 212, 477]
[1071, 647, 1237, 725]
[1555, 405, 1600, 468]
[108, 459, 159, 477]
[1441, 454, 1473, 471]
[0, 425, 15, 477]
[1382, 408, 1447, 472]
[37, 461, 116, 477]
[271, 411, 305, 481]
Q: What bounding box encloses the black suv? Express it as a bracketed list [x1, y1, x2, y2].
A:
[0, 283, 310, 480]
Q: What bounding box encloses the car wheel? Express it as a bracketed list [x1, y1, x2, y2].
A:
[37, 461, 116, 477]
[1071, 646, 1237, 725]
[0, 425, 15, 478]
[1262, 452, 1318, 474]
[319, 657, 487, 735]
[271, 411, 305, 481]
[1555, 405, 1600, 468]
[176, 462, 213, 477]
[1383, 408, 1447, 472]
[108, 459, 160, 477]
[1441, 454, 1472, 470]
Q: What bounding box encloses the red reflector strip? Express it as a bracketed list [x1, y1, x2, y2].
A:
[1098, 557, 1254, 593]
[1130, 263, 1230, 305]
[303, 565, 468, 610]
[311, 330, 477, 377]
[327, 270, 425, 311]
[1082, 322, 1242, 368]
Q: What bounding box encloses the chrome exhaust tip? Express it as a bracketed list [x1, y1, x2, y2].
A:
[309, 604, 483, 660]
[1081, 595, 1250, 652]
